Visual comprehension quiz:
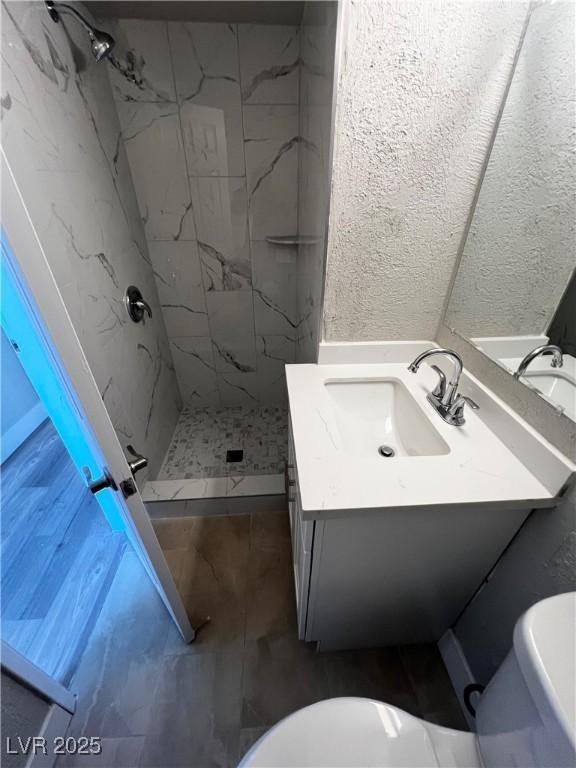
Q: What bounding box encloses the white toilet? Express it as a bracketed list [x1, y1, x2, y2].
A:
[240, 593, 576, 768]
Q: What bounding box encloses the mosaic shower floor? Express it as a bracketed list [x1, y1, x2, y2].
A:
[156, 406, 288, 481]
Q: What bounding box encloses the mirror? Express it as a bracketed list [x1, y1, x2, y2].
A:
[444, 1, 576, 421]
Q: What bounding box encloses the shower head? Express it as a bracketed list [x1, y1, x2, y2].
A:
[89, 28, 115, 62]
[45, 1, 115, 62]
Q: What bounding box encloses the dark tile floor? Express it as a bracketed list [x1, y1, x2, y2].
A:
[59, 509, 466, 768]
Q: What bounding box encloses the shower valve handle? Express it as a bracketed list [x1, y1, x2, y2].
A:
[125, 286, 152, 323]
[126, 445, 148, 476]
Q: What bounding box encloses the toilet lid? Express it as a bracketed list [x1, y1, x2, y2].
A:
[239, 698, 441, 768]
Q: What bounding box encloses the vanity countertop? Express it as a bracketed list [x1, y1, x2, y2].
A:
[286, 360, 574, 519]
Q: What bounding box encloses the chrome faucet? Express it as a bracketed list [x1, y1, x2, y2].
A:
[408, 348, 479, 426]
[514, 345, 563, 379]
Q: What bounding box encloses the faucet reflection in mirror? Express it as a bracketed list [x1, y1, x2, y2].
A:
[514, 345, 563, 379]
[443, 1, 576, 422]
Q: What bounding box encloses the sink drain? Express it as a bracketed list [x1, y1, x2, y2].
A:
[378, 445, 395, 458]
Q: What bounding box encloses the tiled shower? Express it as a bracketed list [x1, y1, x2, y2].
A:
[102, 6, 337, 496]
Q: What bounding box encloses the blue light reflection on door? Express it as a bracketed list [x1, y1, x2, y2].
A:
[1, 231, 124, 531]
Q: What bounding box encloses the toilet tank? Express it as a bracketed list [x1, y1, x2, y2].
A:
[475, 592, 576, 768]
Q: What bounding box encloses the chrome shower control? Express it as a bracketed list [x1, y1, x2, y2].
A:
[126, 444, 148, 476]
[125, 286, 152, 324]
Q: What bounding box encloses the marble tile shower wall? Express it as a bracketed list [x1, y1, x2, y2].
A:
[297, 2, 337, 362]
[1, 1, 181, 480]
[106, 20, 303, 407]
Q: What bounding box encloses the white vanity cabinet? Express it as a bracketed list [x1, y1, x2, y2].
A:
[285, 359, 573, 652]
[288, 430, 531, 650]
[287, 429, 314, 639]
[288, 414, 532, 650]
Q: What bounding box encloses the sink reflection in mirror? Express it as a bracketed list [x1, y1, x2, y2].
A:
[324, 379, 450, 458]
[442, 0, 576, 422]
[522, 370, 576, 422]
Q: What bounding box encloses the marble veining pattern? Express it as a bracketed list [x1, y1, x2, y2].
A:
[106, 20, 302, 409]
[238, 24, 300, 104]
[142, 473, 284, 504]
[244, 105, 300, 240]
[106, 19, 176, 103]
[206, 291, 257, 374]
[191, 177, 252, 291]
[1, 1, 181, 481]
[149, 241, 209, 337]
[156, 405, 288, 480]
[252, 241, 301, 339]
[116, 102, 196, 242]
[170, 22, 245, 177]
[169, 336, 220, 407]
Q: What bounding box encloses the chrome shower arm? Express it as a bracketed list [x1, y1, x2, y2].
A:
[46, 2, 95, 37]
[45, 1, 115, 61]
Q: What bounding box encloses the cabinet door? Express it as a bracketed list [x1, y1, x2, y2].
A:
[287, 424, 314, 639]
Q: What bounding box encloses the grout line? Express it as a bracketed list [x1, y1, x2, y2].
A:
[236, 23, 261, 403]
[167, 20, 220, 408]
[295, 16, 303, 363]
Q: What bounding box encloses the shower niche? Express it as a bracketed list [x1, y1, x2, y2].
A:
[91, 1, 338, 510]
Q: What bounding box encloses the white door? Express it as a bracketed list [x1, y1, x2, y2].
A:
[1, 153, 194, 643]
[2, 642, 75, 768]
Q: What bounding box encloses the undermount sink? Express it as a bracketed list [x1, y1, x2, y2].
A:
[324, 378, 450, 458]
[522, 370, 576, 421]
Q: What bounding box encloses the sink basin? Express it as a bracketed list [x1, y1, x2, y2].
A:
[324, 378, 450, 458]
[523, 370, 576, 420]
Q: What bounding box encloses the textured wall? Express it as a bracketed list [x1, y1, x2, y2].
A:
[436, 324, 576, 683]
[454, 485, 576, 684]
[296, 1, 338, 362]
[437, 6, 575, 677]
[1, 1, 181, 480]
[446, 1, 576, 337]
[549, 270, 576, 357]
[322, 0, 528, 341]
[106, 19, 302, 407]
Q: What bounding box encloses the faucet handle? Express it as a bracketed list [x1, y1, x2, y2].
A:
[125, 285, 153, 323]
[430, 365, 446, 400]
[450, 394, 479, 425]
[135, 298, 152, 318]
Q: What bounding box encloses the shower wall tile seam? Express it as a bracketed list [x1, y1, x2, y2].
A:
[173, 41, 221, 407]
[176, 20, 252, 408]
[164, 16, 220, 406]
[108, 18, 302, 409]
[295, 21, 302, 243]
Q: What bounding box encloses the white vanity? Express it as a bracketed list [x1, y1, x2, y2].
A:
[286, 343, 574, 651]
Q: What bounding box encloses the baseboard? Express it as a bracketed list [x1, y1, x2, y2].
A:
[317, 340, 436, 364]
[25, 704, 72, 768]
[1, 406, 47, 463]
[141, 473, 285, 503]
[438, 629, 479, 730]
